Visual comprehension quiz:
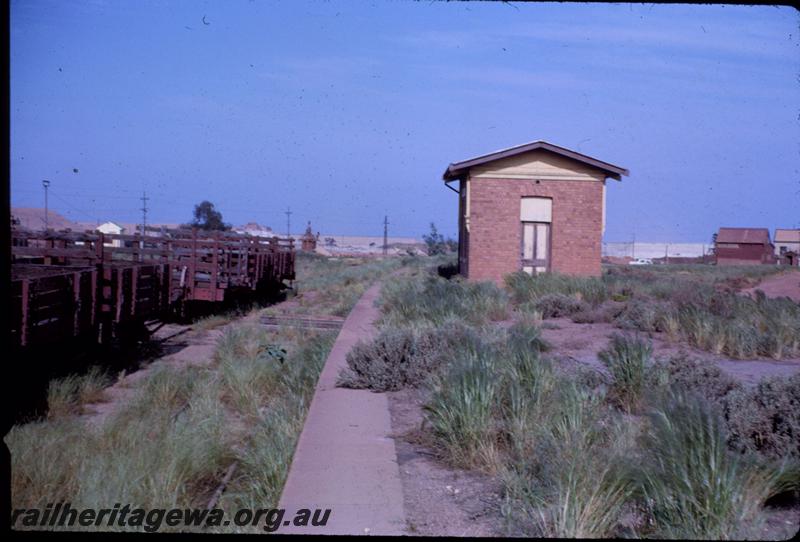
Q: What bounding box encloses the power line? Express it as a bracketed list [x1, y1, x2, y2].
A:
[49, 192, 97, 223]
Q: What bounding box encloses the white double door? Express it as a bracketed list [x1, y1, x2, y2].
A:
[521, 221, 550, 275]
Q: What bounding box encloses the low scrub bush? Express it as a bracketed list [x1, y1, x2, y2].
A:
[638, 390, 780, 539]
[658, 356, 799, 463]
[340, 325, 441, 391]
[570, 300, 625, 324]
[530, 293, 588, 319]
[614, 299, 673, 333]
[656, 354, 742, 404]
[724, 373, 800, 462]
[339, 320, 489, 392]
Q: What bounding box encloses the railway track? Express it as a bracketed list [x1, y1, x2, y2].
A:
[259, 314, 345, 331]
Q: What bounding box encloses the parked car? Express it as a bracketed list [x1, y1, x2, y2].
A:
[629, 258, 653, 265]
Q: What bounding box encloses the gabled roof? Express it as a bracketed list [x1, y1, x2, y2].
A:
[98, 221, 124, 229]
[775, 229, 800, 243]
[716, 227, 771, 244]
[442, 140, 629, 181]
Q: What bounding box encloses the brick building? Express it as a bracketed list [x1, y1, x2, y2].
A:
[442, 140, 628, 283]
[714, 227, 776, 266]
[774, 229, 800, 266]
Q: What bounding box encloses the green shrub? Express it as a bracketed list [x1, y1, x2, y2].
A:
[502, 384, 635, 538]
[506, 318, 551, 354]
[505, 271, 608, 307]
[638, 390, 780, 539]
[598, 333, 654, 413]
[675, 290, 800, 360]
[424, 350, 500, 470]
[498, 345, 556, 458]
[724, 373, 800, 462]
[380, 274, 509, 327]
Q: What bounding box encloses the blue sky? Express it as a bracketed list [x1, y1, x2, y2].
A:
[10, 1, 800, 241]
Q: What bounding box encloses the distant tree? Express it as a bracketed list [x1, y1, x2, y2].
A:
[187, 200, 231, 231]
[423, 222, 457, 256]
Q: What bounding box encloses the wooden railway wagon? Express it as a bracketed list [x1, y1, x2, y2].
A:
[10, 261, 172, 349]
[10, 264, 98, 348]
[12, 228, 295, 301]
[10, 228, 295, 348]
[100, 228, 295, 302]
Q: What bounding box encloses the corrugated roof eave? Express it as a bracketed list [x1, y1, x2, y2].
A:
[442, 140, 628, 181]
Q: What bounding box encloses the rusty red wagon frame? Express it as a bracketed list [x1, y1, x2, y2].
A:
[11, 228, 295, 348]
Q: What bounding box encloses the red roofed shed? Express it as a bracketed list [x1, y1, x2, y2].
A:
[714, 227, 776, 266]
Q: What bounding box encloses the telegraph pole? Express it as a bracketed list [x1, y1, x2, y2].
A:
[139, 191, 149, 260]
[42, 180, 50, 230]
[383, 215, 389, 256]
[285, 207, 293, 238]
[140, 191, 149, 237]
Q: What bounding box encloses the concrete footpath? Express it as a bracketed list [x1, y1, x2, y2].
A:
[277, 282, 407, 535]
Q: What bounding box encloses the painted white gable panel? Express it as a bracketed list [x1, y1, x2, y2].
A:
[470, 149, 606, 181]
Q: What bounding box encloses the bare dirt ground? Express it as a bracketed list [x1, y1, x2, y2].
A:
[387, 387, 504, 537]
[743, 269, 800, 303]
[538, 318, 800, 386]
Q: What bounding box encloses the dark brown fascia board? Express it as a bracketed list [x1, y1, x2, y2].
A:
[442, 140, 629, 181]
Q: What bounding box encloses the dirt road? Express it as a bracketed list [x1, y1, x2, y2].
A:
[743, 270, 800, 302]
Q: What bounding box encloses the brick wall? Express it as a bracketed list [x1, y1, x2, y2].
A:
[466, 177, 603, 283]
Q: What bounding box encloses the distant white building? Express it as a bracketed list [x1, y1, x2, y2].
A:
[603, 242, 708, 260]
[96, 221, 125, 247]
[774, 229, 800, 266]
[234, 222, 275, 238]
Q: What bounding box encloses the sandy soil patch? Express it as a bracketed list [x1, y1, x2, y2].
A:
[387, 387, 504, 537]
